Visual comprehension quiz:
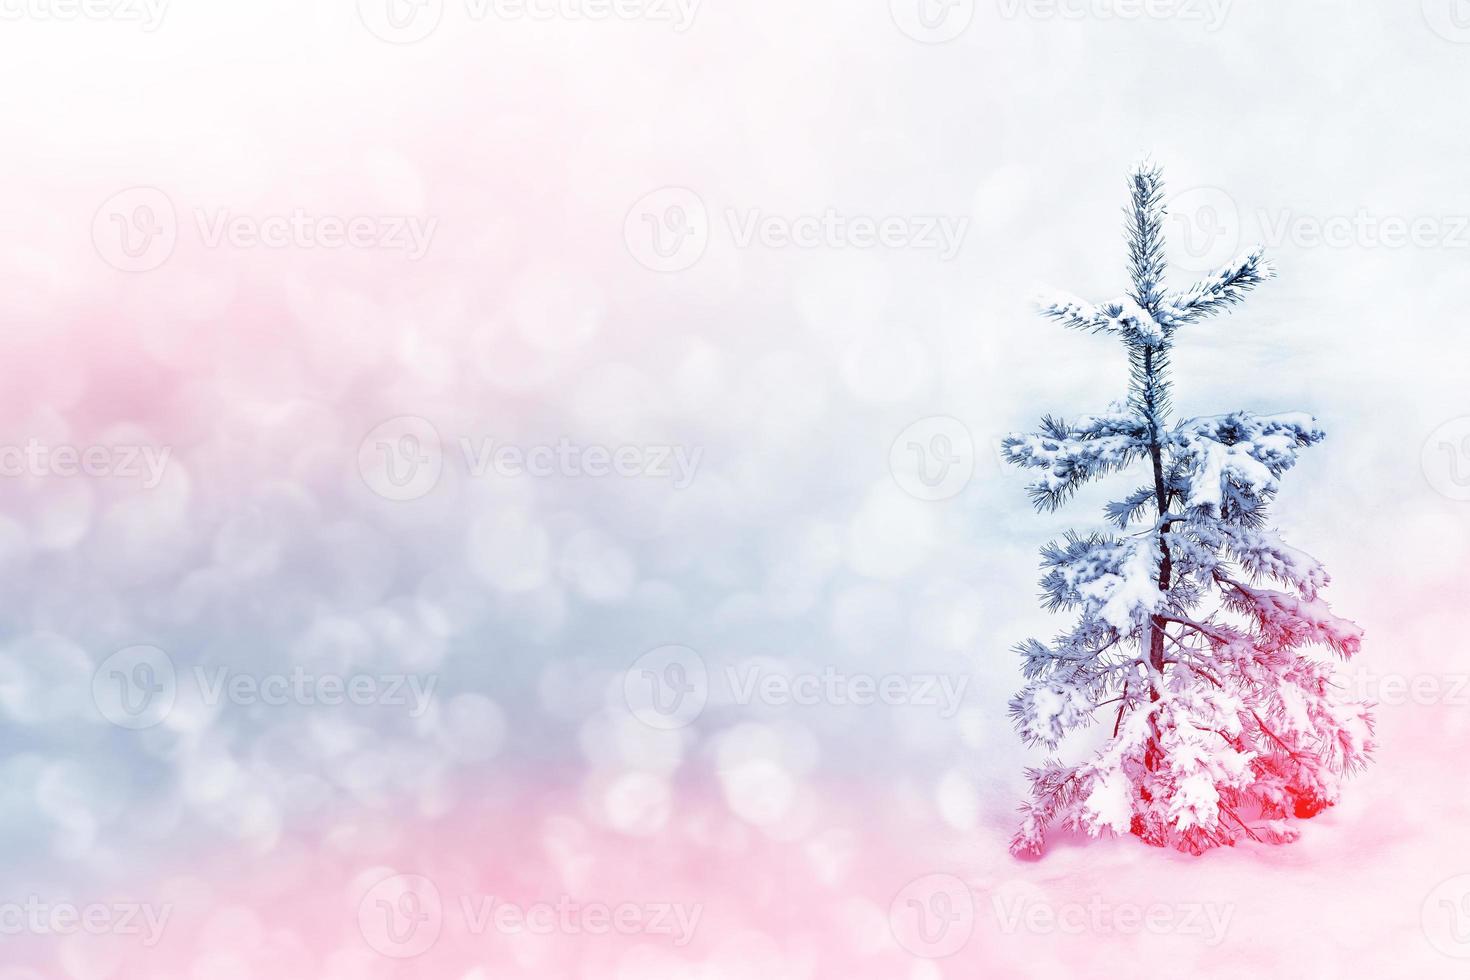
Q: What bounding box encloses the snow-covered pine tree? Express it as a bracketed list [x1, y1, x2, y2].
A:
[1002, 161, 1375, 857]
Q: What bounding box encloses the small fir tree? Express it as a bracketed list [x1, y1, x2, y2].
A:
[1003, 161, 1375, 856]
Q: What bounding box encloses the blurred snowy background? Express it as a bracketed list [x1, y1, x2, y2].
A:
[0, 0, 1469, 976]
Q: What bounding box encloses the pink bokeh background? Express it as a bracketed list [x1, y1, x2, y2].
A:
[3, 1, 1470, 977]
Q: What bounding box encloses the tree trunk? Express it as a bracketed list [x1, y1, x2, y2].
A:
[1141, 346, 1172, 774]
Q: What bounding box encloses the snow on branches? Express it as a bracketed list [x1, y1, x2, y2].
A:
[1171, 412, 1325, 515]
[1001, 414, 1149, 511]
[1004, 162, 1374, 858]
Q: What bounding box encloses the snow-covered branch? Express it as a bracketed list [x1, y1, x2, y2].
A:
[1002, 414, 1150, 511]
[1169, 412, 1326, 515]
[1165, 247, 1277, 325]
